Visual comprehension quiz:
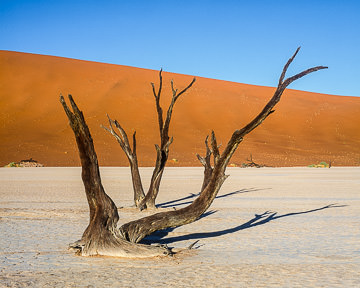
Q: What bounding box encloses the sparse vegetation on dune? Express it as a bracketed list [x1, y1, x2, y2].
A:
[308, 161, 331, 168]
[4, 158, 44, 167]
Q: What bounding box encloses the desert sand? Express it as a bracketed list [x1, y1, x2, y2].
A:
[1, 50, 360, 168]
[0, 167, 359, 287]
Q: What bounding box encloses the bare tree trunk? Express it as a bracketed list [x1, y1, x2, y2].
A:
[61, 95, 169, 257]
[103, 69, 196, 210]
[129, 159, 145, 206]
[140, 139, 171, 210]
[119, 47, 327, 243]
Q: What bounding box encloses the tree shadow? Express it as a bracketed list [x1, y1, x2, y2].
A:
[141, 209, 218, 245]
[142, 204, 347, 246]
[157, 187, 270, 208]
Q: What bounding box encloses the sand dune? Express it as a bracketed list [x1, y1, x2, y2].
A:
[1, 50, 359, 167]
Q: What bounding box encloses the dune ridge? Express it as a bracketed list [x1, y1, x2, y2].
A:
[1, 50, 359, 167]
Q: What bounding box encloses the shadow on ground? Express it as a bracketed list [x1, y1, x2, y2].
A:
[157, 187, 269, 209]
[141, 204, 347, 246]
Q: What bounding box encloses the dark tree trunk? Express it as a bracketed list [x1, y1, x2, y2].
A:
[61, 95, 169, 257]
[119, 47, 327, 243]
[138, 138, 171, 210]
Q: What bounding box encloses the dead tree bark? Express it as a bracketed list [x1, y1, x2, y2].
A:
[101, 116, 145, 206]
[60, 94, 169, 257]
[140, 70, 196, 209]
[103, 69, 196, 210]
[119, 47, 327, 243]
[196, 132, 219, 191]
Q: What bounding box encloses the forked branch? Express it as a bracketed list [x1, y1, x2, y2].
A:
[139, 73, 196, 209]
[102, 115, 133, 159]
[151, 69, 164, 136]
[196, 135, 213, 191]
[101, 115, 145, 206]
[196, 131, 221, 191]
[104, 69, 196, 209]
[231, 48, 327, 142]
[153, 70, 196, 148]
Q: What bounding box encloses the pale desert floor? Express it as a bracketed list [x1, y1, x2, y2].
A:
[0, 167, 359, 287]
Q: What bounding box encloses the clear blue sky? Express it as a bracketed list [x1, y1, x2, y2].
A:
[1, 0, 359, 97]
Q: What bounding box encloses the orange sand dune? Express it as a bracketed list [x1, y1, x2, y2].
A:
[1, 50, 359, 167]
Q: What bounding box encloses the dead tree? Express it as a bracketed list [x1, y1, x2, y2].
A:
[61, 95, 170, 257]
[103, 69, 196, 210]
[62, 47, 327, 256]
[242, 154, 265, 168]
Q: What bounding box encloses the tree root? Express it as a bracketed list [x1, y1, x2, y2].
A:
[68, 237, 171, 258]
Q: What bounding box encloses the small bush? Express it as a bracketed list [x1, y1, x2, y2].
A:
[308, 161, 330, 168]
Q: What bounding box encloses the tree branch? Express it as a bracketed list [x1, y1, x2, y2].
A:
[152, 69, 164, 136]
[102, 114, 145, 206]
[141, 73, 196, 209]
[210, 131, 220, 165]
[162, 76, 196, 146]
[226, 48, 328, 155]
[196, 135, 214, 191]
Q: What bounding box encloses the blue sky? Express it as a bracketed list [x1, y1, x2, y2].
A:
[1, 0, 359, 97]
